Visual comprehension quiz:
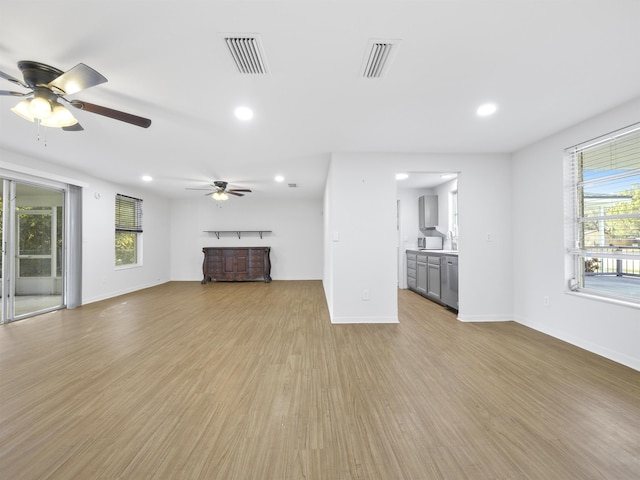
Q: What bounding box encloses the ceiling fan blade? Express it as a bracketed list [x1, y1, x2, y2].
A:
[0, 90, 30, 96]
[63, 123, 84, 132]
[69, 100, 152, 128]
[0, 69, 28, 88]
[227, 191, 245, 197]
[228, 189, 252, 193]
[48, 63, 107, 95]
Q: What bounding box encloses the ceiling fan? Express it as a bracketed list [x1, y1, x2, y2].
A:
[188, 181, 252, 200]
[0, 60, 151, 130]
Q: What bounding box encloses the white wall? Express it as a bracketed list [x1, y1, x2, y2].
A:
[397, 186, 427, 289]
[435, 178, 459, 248]
[0, 150, 171, 305]
[82, 179, 171, 303]
[323, 165, 335, 317]
[324, 154, 399, 323]
[512, 96, 640, 371]
[169, 195, 323, 281]
[324, 152, 512, 323]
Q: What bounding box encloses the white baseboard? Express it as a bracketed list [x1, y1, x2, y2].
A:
[515, 316, 640, 372]
[82, 280, 168, 305]
[331, 315, 399, 324]
[456, 313, 513, 322]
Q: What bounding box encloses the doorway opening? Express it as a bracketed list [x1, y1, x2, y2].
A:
[396, 171, 459, 290]
[1, 179, 66, 322]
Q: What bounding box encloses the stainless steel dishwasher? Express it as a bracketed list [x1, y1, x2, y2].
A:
[440, 255, 458, 310]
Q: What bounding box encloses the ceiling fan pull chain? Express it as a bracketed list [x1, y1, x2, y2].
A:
[35, 119, 48, 147]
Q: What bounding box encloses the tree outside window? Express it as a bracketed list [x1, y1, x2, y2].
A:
[566, 124, 640, 304]
[115, 194, 143, 267]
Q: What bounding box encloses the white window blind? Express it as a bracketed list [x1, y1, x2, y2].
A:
[565, 123, 640, 303]
[115, 194, 143, 233]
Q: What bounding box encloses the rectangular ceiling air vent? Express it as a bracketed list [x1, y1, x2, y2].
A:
[361, 39, 400, 78]
[224, 36, 269, 75]
[288, 183, 297, 188]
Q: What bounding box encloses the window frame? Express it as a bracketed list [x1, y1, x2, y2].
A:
[564, 123, 640, 307]
[115, 194, 143, 268]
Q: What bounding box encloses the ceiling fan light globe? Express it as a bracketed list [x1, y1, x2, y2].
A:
[11, 100, 35, 122]
[29, 96, 53, 119]
[41, 104, 78, 128]
[212, 192, 229, 201]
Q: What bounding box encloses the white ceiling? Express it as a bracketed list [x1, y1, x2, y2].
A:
[1, 1, 640, 200]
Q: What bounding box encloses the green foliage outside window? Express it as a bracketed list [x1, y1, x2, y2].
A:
[603, 184, 640, 243]
[19, 211, 52, 255]
[115, 232, 137, 265]
[115, 194, 142, 266]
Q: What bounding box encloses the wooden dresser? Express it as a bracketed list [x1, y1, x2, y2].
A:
[202, 247, 272, 283]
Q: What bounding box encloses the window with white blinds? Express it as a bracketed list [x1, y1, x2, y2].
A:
[115, 194, 143, 233]
[565, 123, 640, 305]
[115, 194, 143, 266]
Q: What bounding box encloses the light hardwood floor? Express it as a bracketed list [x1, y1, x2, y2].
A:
[1, 281, 639, 479]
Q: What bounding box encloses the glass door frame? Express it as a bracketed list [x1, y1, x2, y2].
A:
[1, 177, 68, 323]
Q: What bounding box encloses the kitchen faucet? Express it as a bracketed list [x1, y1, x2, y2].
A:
[447, 230, 457, 250]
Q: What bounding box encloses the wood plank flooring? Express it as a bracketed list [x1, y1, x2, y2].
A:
[1, 281, 639, 479]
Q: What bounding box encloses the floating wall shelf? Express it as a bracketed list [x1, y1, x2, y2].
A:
[204, 230, 272, 239]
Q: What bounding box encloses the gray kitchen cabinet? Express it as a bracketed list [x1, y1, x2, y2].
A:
[407, 249, 458, 312]
[416, 254, 427, 295]
[427, 256, 441, 299]
[441, 255, 458, 310]
[407, 252, 417, 290]
[418, 195, 438, 230]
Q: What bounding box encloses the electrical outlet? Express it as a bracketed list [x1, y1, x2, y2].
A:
[543, 296, 550, 306]
[362, 289, 370, 301]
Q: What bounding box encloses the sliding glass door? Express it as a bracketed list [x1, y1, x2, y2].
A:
[1, 180, 65, 322]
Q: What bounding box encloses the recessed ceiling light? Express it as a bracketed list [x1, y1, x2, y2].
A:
[234, 106, 253, 121]
[275, 175, 285, 182]
[477, 103, 497, 117]
[142, 175, 153, 182]
[396, 173, 409, 180]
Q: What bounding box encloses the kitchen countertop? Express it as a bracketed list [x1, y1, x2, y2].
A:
[407, 249, 459, 256]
